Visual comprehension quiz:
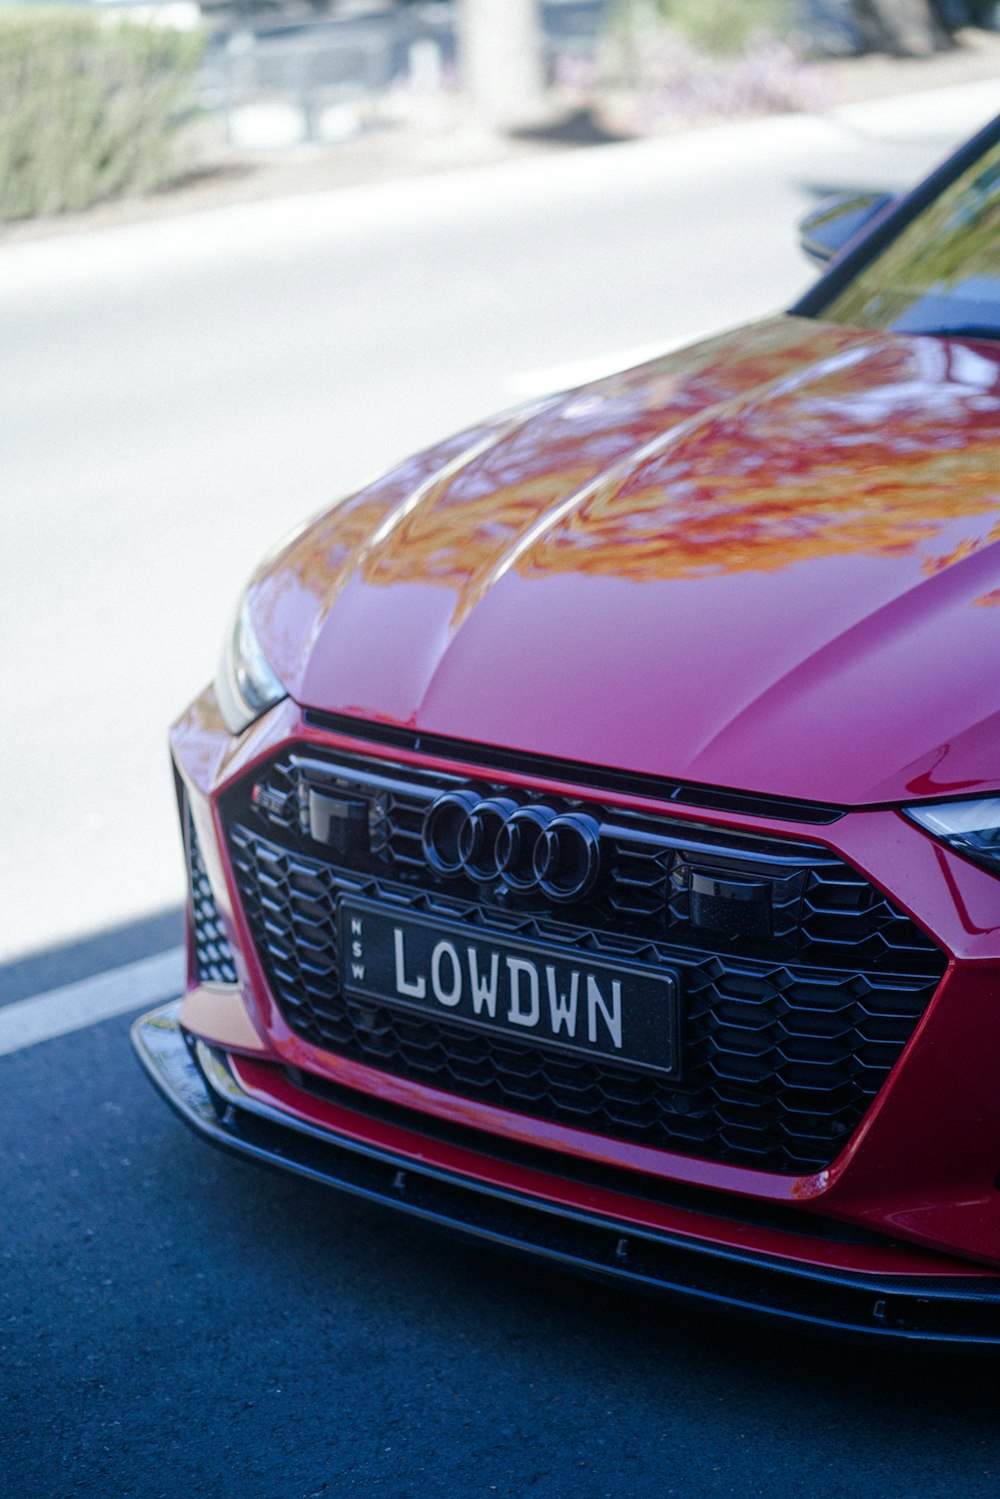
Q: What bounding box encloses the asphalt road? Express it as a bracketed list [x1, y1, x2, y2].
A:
[3, 990, 1000, 1499]
[5, 85, 998, 965]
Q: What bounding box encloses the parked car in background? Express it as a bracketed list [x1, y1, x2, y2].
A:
[136, 113, 1000, 1346]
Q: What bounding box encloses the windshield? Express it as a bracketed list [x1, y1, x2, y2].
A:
[824, 136, 1000, 341]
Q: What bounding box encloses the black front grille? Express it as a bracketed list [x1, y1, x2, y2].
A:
[220, 748, 945, 1175]
[186, 806, 238, 987]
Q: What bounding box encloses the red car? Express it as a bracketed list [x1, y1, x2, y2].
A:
[136, 115, 1000, 1346]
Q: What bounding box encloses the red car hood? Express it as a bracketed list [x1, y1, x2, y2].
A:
[251, 314, 1000, 807]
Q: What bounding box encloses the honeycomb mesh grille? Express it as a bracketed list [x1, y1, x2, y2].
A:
[186, 808, 238, 986]
[220, 749, 946, 1176]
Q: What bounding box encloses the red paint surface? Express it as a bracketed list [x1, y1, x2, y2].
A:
[227, 1051, 992, 1281]
[179, 984, 272, 1056]
[249, 317, 1000, 806]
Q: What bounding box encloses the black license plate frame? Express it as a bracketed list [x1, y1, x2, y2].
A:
[337, 896, 682, 1080]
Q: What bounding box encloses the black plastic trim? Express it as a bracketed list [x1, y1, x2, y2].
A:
[302, 710, 846, 825]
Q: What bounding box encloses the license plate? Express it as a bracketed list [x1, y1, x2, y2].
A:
[338, 897, 681, 1078]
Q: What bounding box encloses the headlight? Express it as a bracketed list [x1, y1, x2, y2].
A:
[215, 597, 287, 735]
[905, 797, 1000, 876]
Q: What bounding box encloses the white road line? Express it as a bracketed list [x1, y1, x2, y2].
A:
[0, 947, 184, 1058]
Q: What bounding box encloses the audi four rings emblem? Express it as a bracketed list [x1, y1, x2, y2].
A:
[421, 791, 602, 902]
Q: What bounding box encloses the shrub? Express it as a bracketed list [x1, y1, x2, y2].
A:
[608, 0, 796, 59]
[599, 0, 826, 128]
[657, 0, 795, 55]
[0, 8, 204, 221]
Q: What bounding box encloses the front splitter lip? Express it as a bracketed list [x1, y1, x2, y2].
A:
[132, 1000, 1000, 1349]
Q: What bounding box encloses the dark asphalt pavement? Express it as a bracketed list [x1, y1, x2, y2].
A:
[0, 909, 183, 1010]
[3, 938, 1000, 1497]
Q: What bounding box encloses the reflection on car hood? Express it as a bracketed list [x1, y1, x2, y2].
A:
[251, 314, 1000, 807]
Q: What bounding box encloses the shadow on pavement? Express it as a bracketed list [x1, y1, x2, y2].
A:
[0, 905, 183, 1008]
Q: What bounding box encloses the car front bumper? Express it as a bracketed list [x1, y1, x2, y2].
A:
[134, 997, 1000, 1348]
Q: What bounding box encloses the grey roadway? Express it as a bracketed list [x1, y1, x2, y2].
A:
[4, 82, 999, 966]
[4, 1006, 1000, 1498]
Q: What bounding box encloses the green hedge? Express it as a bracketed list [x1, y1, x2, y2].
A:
[0, 8, 204, 221]
[659, 0, 794, 55]
[609, 0, 795, 57]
